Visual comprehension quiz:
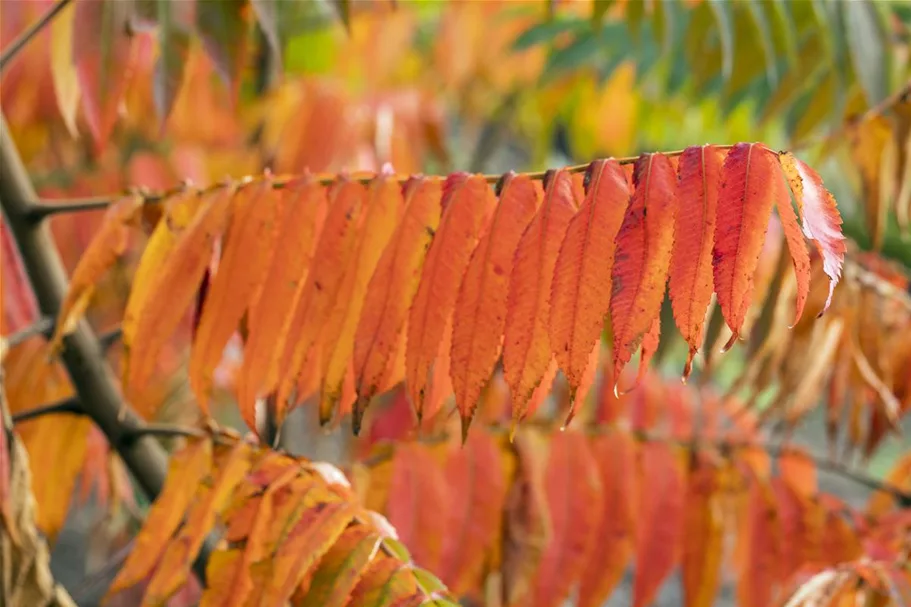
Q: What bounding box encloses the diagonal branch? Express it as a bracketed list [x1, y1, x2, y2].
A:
[0, 112, 213, 583]
[0, 0, 72, 73]
[11, 396, 82, 424]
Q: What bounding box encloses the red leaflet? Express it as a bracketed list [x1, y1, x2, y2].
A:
[681, 456, 723, 607]
[504, 170, 576, 420]
[610, 153, 677, 392]
[450, 173, 540, 436]
[632, 441, 686, 607]
[406, 173, 495, 419]
[353, 177, 442, 434]
[190, 180, 279, 414]
[532, 430, 603, 607]
[669, 145, 724, 381]
[771, 478, 821, 585]
[712, 144, 777, 350]
[549, 159, 629, 400]
[238, 177, 328, 430]
[771, 165, 812, 327]
[72, 0, 136, 150]
[778, 152, 846, 314]
[440, 432, 507, 594]
[577, 430, 638, 607]
[276, 179, 366, 419]
[386, 443, 449, 572]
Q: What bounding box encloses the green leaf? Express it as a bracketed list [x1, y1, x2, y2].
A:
[745, 0, 779, 88]
[768, 0, 797, 67]
[707, 0, 734, 83]
[412, 567, 447, 594]
[154, 0, 191, 125]
[511, 16, 587, 51]
[591, 0, 614, 29]
[842, 0, 892, 107]
[196, 0, 251, 94]
[382, 537, 413, 563]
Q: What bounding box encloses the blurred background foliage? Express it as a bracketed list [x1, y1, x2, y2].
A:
[2, 0, 911, 603]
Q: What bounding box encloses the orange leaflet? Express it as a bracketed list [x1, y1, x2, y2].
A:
[504, 169, 576, 420]
[737, 474, 783, 607]
[712, 144, 777, 351]
[299, 526, 381, 607]
[450, 173, 540, 436]
[772, 478, 822, 585]
[440, 431, 507, 594]
[126, 186, 233, 405]
[237, 176, 328, 430]
[320, 175, 405, 424]
[533, 430, 603, 607]
[632, 441, 686, 607]
[577, 430, 637, 607]
[352, 177, 442, 434]
[200, 549, 246, 607]
[421, 319, 454, 428]
[866, 452, 911, 518]
[406, 173, 495, 418]
[347, 557, 420, 606]
[549, 159, 629, 401]
[386, 443, 449, 572]
[105, 439, 212, 596]
[609, 153, 676, 393]
[777, 447, 817, 499]
[50, 194, 141, 352]
[276, 179, 367, 418]
[771, 164, 811, 327]
[122, 190, 200, 395]
[72, 0, 137, 149]
[681, 456, 724, 607]
[190, 179, 280, 414]
[257, 501, 357, 605]
[668, 145, 724, 381]
[778, 152, 846, 314]
[142, 442, 253, 604]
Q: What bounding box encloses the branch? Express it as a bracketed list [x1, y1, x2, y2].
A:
[0, 112, 213, 583]
[0, 0, 71, 72]
[11, 396, 82, 424]
[3, 316, 53, 348]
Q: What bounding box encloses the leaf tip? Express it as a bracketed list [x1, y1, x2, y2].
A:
[721, 331, 739, 353]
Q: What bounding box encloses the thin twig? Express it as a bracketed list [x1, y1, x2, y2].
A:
[0, 0, 71, 72]
[3, 316, 54, 348]
[24, 145, 729, 220]
[11, 396, 82, 424]
[98, 326, 123, 351]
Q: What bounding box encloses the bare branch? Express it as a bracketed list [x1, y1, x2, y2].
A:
[3, 316, 54, 348]
[11, 396, 82, 424]
[0, 112, 214, 584]
[0, 0, 72, 73]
